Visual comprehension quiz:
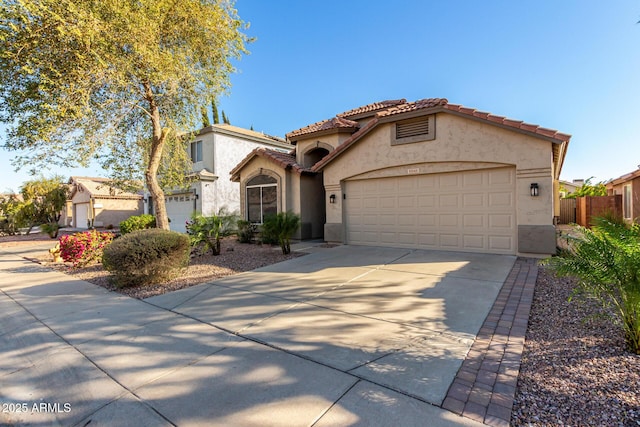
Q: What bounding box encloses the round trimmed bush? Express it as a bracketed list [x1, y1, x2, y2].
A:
[102, 228, 190, 287]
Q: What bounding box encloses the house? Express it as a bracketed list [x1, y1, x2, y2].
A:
[231, 98, 571, 256]
[160, 124, 292, 233]
[559, 179, 584, 198]
[68, 177, 143, 229]
[607, 167, 640, 222]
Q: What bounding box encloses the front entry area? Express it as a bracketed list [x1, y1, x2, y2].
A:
[345, 167, 516, 254]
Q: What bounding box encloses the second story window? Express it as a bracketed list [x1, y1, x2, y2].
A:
[191, 140, 203, 163]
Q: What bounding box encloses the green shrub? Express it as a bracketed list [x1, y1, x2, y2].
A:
[186, 210, 237, 255]
[102, 229, 190, 287]
[259, 219, 279, 246]
[119, 214, 156, 234]
[59, 230, 115, 267]
[262, 212, 300, 254]
[237, 219, 256, 243]
[41, 222, 60, 238]
[545, 216, 640, 354]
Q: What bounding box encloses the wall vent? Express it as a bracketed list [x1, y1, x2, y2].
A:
[396, 118, 429, 139]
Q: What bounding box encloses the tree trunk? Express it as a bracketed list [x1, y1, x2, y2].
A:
[144, 81, 170, 230]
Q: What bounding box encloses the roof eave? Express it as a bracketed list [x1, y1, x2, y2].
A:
[608, 168, 640, 186]
[197, 125, 291, 149]
[287, 126, 358, 144]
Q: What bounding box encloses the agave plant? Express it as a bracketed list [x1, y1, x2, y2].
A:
[546, 217, 640, 354]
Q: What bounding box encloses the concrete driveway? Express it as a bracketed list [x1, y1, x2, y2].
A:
[0, 243, 515, 426]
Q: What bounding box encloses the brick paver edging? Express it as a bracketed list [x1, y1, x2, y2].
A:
[442, 257, 538, 427]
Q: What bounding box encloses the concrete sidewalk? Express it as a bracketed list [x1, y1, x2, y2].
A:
[0, 242, 530, 426]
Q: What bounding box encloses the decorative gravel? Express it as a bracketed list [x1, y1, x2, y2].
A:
[22, 237, 305, 299]
[512, 266, 640, 426]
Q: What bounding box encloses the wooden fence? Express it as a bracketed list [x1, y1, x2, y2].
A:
[558, 198, 576, 224]
[575, 195, 622, 228]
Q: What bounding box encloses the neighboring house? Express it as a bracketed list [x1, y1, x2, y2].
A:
[607, 167, 640, 222]
[160, 123, 292, 233]
[559, 179, 583, 198]
[68, 177, 143, 229]
[231, 98, 571, 256]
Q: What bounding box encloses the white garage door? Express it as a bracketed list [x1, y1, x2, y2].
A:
[345, 167, 516, 254]
[165, 195, 195, 233]
[75, 203, 89, 229]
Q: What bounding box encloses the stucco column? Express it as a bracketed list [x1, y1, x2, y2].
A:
[324, 183, 343, 242]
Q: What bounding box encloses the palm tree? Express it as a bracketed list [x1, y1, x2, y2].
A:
[263, 212, 300, 254]
[546, 217, 640, 354]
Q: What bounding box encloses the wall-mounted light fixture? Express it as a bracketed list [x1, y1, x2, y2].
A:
[530, 183, 539, 197]
[329, 194, 336, 204]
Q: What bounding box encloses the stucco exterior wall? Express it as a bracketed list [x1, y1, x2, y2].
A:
[610, 177, 640, 221]
[321, 113, 557, 254]
[93, 198, 143, 228]
[70, 190, 91, 204]
[295, 133, 348, 166]
[189, 130, 291, 216]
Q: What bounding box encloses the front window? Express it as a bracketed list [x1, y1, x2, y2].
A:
[623, 184, 632, 219]
[191, 140, 203, 163]
[246, 175, 277, 223]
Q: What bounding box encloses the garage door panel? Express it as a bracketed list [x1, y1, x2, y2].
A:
[489, 214, 512, 228]
[345, 167, 516, 254]
[463, 235, 484, 249]
[379, 214, 396, 225]
[418, 175, 437, 187]
[489, 236, 513, 251]
[439, 174, 460, 188]
[362, 197, 377, 209]
[463, 193, 485, 207]
[418, 214, 436, 226]
[440, 215, 459, 227]
[418, 195, 436, 207]
[396, 233, 416, 245]
[439, 194, 459, 208]
[379, 197, 395, 208]
[397, 214, 415, 226]
[463, 214, 484, 227]
[363, 214, 378, 226]
[488, 192, 512, 207]
[398, 195, 415, 208]
[463, 171, 485, 187]
[440, 234, 459, 247]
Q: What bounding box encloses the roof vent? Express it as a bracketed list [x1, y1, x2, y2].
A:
[396, 118, 430, 139]
[392, 115, 436, 145]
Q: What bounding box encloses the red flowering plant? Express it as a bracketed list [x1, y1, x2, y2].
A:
[59, 230, 114, 267]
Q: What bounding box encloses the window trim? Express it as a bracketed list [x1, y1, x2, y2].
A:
[191, 140, 203, 163]
[623, 184, 632, 220]
[246, 182, 277, 224]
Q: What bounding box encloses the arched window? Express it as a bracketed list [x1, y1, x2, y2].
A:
[246, 175, 277, 223]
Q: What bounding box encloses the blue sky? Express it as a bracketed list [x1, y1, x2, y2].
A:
[1, 0, 639, 191]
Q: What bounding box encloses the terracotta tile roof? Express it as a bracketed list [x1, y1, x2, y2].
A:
[607, 168, 640, 186]
[286, 117, 360, 140]
[69, 176, 143, 199]
[442, 103, 571, 143]
[311, 98, 571, 172]
[230, 148, 312, 182]
[376, 98, 449, 117]
[337, 99, 407, 118]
